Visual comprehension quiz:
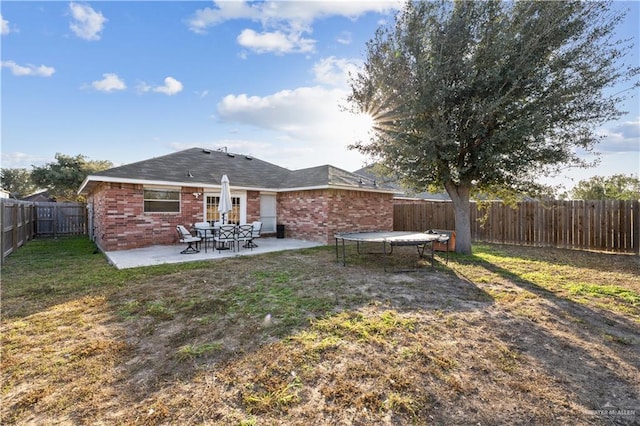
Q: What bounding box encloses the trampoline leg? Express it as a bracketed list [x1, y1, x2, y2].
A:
[383, 241, 387, 272]
[431, 242, 435, 269]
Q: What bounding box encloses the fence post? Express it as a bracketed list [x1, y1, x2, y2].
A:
[53, 205, 58, 238]
[11, 204, 18, 255]
[631, 200, 640, 256]
[0, 200, 4, 267]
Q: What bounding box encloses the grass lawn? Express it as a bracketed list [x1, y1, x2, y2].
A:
[1, 236, 639, 425]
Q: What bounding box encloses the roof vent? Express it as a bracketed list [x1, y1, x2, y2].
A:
[186, 171, 194, 178]
[227, 153, 235, 158]
[202, 149, 211, 154]
[245, 155, 253, 160]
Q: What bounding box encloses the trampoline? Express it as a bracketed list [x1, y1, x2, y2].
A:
[335, 231, 450, 272]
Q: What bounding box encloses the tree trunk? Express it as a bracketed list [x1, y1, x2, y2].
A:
[444, 182, 472, 254]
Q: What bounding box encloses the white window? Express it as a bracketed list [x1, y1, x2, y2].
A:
[143, 189, 180, 213]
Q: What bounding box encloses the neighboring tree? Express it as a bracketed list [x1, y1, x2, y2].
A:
[348, 0, 638, 253]
[31, 153, 112, 201]
[571, 174, 640, 200]
[0, 168, 38, 198]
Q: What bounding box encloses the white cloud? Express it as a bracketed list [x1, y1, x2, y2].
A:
[91, 73, 126, 92]
[612, 118, 640, 139]
[597, 118, 640, 152]
[69, 2, 107, 41]
[186, 0, 401, 56]
[1, 60, 55, 77]
[153, 77, 183, 95]
[186, 1, 261, 35]
[216, 85, 374, 170]
[0, 151, 49, 169]
[1, 14, 10, 35]
[137, 77, 184, 95]
[187, 0, 402, 32]
[313, 56, 362, 88]
[237, 28, 315, 54]
[336, 31, 352, 45]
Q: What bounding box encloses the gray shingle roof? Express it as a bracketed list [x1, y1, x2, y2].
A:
[80, 148, 396, 194]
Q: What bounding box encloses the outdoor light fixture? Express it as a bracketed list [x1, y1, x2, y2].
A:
[192, 192, 202, 199]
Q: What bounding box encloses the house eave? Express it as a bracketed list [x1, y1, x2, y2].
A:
[78, 176, 228, 195]
[278, 184, 398, 194]
[79, 176, 398, 196]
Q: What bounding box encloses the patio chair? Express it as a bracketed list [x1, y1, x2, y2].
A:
[214, 224, 237, 252]
[176, 225, 201, 254]
[236, 224, 254, 250]
[194, 221, 214, 253]
[247, 221, 262, 248]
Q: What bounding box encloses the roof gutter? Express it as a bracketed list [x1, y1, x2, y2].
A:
[78, 175, 227, 195]
[78, 176, 398, 196]
[278, 184, 398, 194]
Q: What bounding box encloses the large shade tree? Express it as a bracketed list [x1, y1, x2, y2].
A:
[571, 174, 640, 200]
[31, 153, 112, 201]
[348, 0, 638, 254]
[0, 168, 37, 198]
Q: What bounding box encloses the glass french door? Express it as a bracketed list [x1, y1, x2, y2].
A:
[205, 195, 241, 224]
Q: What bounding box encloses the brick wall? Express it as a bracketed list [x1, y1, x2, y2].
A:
[90, 183, 203, 251]
[277, 189, 393, 244]
[90, 184, 394, 250]
[246, 190, 260, 223]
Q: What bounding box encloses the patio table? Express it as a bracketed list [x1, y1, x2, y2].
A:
[193, 224, 218, 252]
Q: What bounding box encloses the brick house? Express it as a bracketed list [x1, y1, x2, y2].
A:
[78, 148, 398, 251]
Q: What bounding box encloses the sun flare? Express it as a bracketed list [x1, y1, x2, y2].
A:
[350, 113, 376, 142]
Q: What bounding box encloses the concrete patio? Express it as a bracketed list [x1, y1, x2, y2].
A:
[104, 237, 324, 269]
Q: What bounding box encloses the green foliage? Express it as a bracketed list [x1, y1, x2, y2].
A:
[571, 174, 640, 200]
[348, 0, 639, 253]
[350, 0, 637, 191]
[176, 342, 222, 361]
[30, 153, 112, 201]
[0, 168, 38, 198]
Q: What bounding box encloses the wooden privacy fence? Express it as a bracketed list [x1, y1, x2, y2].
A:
[394, 199, 640, 254]
[32, 202, 87, 236]
[1, 199, 87, 263]
[1, 199, 35, 263]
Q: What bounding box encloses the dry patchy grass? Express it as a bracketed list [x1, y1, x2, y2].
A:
[1, 237, 639, 425]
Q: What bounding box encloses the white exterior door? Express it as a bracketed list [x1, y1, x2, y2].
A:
[260, 194, 276, 233]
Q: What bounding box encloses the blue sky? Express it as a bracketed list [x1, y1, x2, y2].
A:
[1, 1, 639, 192]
